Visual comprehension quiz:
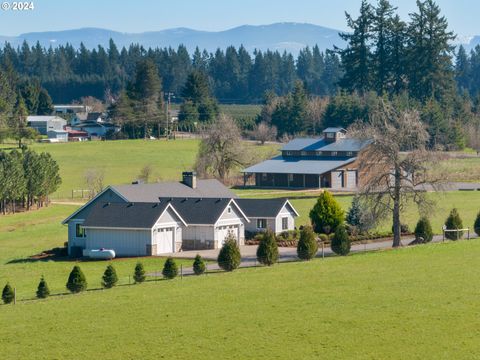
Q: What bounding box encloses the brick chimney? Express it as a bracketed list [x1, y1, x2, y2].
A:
[182, 171, 197, 189]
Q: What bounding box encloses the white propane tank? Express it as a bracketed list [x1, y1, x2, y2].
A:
[83, 248, 116, 260]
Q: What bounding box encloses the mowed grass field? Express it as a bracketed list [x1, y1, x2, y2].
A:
[1, 239, 480, 359]
[20, 139, 279, 198]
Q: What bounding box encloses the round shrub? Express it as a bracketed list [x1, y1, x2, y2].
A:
[134, 262, 146, 283]
[102, 264, 118, 288]
[392, 223, 410, 234]
[217, 234, 241, 271]
[474, 211, 480, 237]
[445, 208, 464, 240]
[309, 191, 344, 234]
[162, 257, 178, 279]
[193, 254, 206, 275]
[66, 265, 87, 293]
[331, 225, 351, 256]
[256, 229, 279, 266]
[297, 226, 318, 260]
[36, 276, 50, 299]
[414, 217, 433, 243]
[2, 283, 14, 304]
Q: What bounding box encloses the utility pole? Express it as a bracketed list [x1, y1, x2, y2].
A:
[165, 92, 174, 140]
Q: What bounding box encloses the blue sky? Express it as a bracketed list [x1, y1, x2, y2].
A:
[0, 0, 476, 37]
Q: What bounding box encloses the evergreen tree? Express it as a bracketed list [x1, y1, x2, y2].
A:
[414, 216, 433, 243]
[102, 264, 118, 288]
[193, 254, 206, 275]
[338, 0, 374, 95]
[455, 45, 471, 93]
[331, 224, 351, 256]
[474, 211, 480, 237]
[256, 229, 279, 266]
[133, 262, 146, 283]
[407, 0, 456, 102]
[179, 70, 218, 123]
[2, 283, 14, 304]
[297, 226, 318, 260]
[162, 257, 178, 279]
[36, 88, 53, 115]
[217, 234, 241, 271]
[66, 265, 87, 293]
[36, 276, 50, 299]
[309, 191, 345, 234]
[445, 208, 464, 240]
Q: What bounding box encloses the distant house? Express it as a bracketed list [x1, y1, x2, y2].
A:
[54, 104, 89, 115]
[243, 127, 371, 190]
[236, 198, 299, 234]
[47, 129, 68, 142]
[66, 129, 89, 141]
[27, 116, 67, 136]
[72, 121, 119, 138]
[62, 172, 299, 257]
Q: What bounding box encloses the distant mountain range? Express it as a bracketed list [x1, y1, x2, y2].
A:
[1, 22, 477, 55]
[0, 23, 347, 55]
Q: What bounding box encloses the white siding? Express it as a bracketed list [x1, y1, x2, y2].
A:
[244, 218, 276, 234]
[275, 205, 296, 233]
[215, 202, 246, 246]
[85, 228, 151, 257]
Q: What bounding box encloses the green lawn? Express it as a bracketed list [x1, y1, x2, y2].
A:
[18, 139, 278, 199]
[1, 240, 480, 359]
[0, 205, 193, 300]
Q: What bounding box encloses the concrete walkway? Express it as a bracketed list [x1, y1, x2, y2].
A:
[150, 233, 478, 277]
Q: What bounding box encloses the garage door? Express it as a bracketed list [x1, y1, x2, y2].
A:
[217, 225, 239, 246]
[156, 227, 174, 254]
[346, 170, 357, 189]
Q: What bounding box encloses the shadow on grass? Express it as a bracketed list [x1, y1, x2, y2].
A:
[6, 247, 73, 264]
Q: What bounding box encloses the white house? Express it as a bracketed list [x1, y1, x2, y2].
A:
[236, 198, 299, 234]
[27, 116, 67, 135]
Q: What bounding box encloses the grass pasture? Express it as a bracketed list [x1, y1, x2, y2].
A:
[1, 239, 480, 359]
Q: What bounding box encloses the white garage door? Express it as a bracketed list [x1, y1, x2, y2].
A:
[331, 171, 344, 189]
[217, 225, 239, 246]
[156, 227, 174, 254]
[346, 170, 357, 189]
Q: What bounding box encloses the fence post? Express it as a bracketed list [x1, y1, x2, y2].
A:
[468, 229, 470, 240]
[14, 287, 16, 305]
[322, 242, 324, 259]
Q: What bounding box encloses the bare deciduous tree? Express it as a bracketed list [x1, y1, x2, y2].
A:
[195, 114, 249, 181]
[351, 102, 443, 247]
[138, 165, 154, 183]
[84, 168, 105, 198]
[251, 121, 277, 145]
[305, 96, 328, 135]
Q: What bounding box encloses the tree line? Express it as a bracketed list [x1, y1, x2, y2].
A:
[0, 149, 61, 214]
[0, 39, 342, 104]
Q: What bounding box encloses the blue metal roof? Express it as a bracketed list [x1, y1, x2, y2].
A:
[281, 138, 370, 152]
[243, 156, 356, 175]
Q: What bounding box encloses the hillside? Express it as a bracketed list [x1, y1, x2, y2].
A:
[0, 22, 346, 55]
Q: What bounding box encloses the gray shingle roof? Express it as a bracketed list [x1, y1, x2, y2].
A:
[158, 197, 242, 225]
[112, 179, 236, 201]
[323, 127, 346, 133]
[243, 156, 356, 175]
[83, 202, 170, 229]
[281, 138, 323, 151]
[236, 198, 290, 218]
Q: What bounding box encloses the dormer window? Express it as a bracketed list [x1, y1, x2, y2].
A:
[286, 151, 292, 156]
[331, 151, 338, 156]
[326, 133, 335, 139]
[347, 151, 353, 156]
[301, 151, 307, 156]
[316, 151, 323, 156]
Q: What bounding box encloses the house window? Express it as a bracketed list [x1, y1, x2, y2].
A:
[346, 151, 353, 156]
[227, 206, 232, 214]
[286, 151, 292, 156]
[331, 151, 338, 156]
[316, 151, 323, 156]
[301, 151, 307, 156]
[326, 132, 334, 138]
[257, 219, 267, 229]
[262, 173, 268, 180]
[75, 223, 85, 238]
[282, 217, 288, 230]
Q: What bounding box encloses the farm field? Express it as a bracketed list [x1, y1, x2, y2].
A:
[7, 139, 279, 199]
[1, 239, 480, 359]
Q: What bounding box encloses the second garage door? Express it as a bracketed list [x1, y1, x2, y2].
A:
[217, 225, 239, 247]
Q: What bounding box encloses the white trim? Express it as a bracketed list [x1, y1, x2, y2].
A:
[160, 203, 188, 227]
[84, 226, 151, 230]
[283, 199, 300, 217]
[61, 186, 129, 224]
